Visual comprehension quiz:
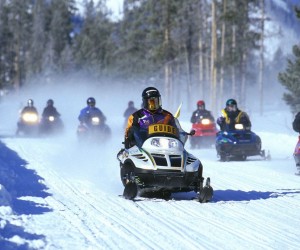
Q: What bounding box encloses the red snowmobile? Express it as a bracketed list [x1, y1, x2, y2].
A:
[190, 117, 218, 149]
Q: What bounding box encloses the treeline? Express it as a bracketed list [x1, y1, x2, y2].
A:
[0, 0, 293, 112]
[278, 7, 300, 114]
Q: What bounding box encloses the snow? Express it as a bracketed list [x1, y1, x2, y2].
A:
[1, 81, 300, 250]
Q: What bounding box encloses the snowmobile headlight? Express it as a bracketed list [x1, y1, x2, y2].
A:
[48, 116, 55, 122]
[91, 117, 100, 125]
[201, 118, 210, 125]
[22, 113, 38, 123]
[151, 138, 179, 149]
[235, 124, 244, 130]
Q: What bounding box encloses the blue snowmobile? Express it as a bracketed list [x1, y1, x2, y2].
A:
[216, 123, 268, 161]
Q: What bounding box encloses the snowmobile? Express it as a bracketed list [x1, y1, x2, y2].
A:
[215, 123, 268, 161]
[39, 115, 64, 136]
[117, 121, 213, 202]
[190, 117, 218, 148]
[293, 136, 300, 175]
[16, 111, 39, 136]
[77, 115, 111, 143]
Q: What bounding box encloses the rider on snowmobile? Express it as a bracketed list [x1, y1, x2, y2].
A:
[217, 99, 251, 131]
[78, 97, 106, 126]
[190, 100, 215, 123]
[20, 99, 38, 115]
[16, 99, 39, 135]
[124, 87, 176, 148]
[42, 99, 61, 119]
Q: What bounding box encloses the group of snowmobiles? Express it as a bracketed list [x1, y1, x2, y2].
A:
[16, 98, 111, 142]
[116, 90, 276, 202]
[16, 100, 64, 137]
[16, 91, 299, 204]
[116, 107, 268, 202]
[188, 100, 269, 162]
[17, 111, 64, 137]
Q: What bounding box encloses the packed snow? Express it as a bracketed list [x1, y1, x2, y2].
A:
[0, 81, 300, 250]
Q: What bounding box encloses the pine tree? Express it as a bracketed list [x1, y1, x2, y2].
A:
[73, 0, 115, 77]
[48, 0, 75, 73]
[29, 0, 47, 77]
[6, 0, 33, 90]
[0, 1, 12, 90]
[278, 44, 300, 113]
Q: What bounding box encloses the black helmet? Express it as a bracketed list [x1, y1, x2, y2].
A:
[27, 99, 34, 107]
[226, 99, 237, 106]
[142, 87, 161, 111]
[47, 99, 54, 106]
[226, 98, 237, 112]
[87, 97, 96, 107]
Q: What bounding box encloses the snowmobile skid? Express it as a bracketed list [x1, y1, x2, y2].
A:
[117, 123, 213, 202]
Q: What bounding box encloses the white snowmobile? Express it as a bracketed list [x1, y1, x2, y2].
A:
[117, 121, 213, 202]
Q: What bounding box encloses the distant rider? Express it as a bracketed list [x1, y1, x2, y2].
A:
[78, 97, 106, 126]
[190, 100, 215, 123]
[217, 99, 251, 131]
[125, 87, 176, 148]
[16, 99, 39, 135]
[42, 99, 60, 119]
[20, 99, 38, 115]
[123, 101, 138, 128]
[39, 99, 63, 133]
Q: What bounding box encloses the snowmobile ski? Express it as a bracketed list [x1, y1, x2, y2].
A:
[198, 178, 213, 203]
[123, 181, 138, 200]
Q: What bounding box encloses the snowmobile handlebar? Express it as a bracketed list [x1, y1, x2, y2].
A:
[188, 130, 196, 136]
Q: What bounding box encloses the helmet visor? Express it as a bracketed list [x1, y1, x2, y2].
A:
[227, 104, 237, 112]
[198, 104, 204, 110]
[147, 97, 161, 111]
[88, 100, 95, 107]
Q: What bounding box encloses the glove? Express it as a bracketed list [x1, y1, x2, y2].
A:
[217, 117, 225, 125]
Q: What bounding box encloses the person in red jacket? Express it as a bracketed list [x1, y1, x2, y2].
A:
[190, 100, 215, 124]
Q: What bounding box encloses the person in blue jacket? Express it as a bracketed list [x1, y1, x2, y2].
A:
[78, 97, 106, 126]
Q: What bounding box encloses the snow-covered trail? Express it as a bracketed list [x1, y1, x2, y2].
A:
[3, 120, 300, 249]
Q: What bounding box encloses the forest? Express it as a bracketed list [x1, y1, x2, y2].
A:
[0, 0, 299, 114]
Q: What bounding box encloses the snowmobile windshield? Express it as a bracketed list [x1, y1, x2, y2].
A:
[132, 121, 188, 147]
